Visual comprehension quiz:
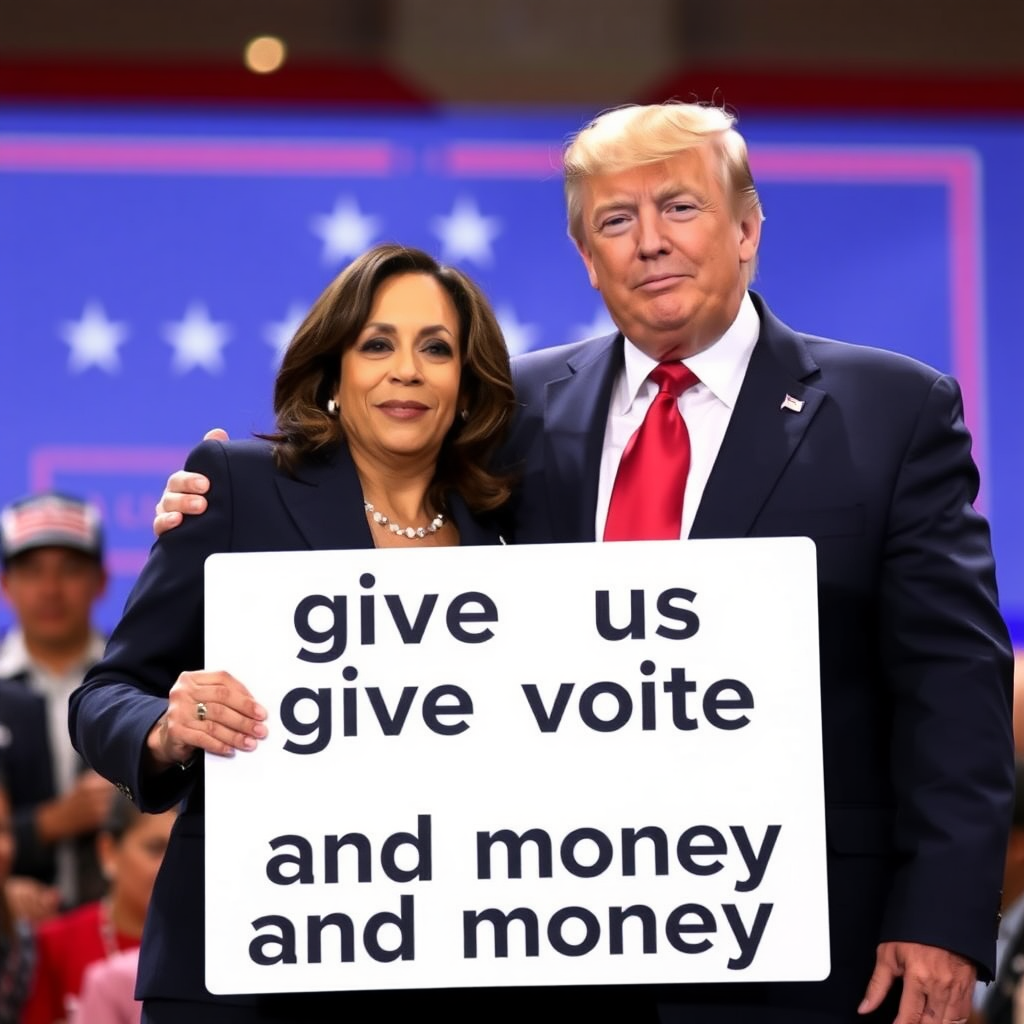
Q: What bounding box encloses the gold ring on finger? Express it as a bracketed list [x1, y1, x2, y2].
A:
[196, 701, 208, 722]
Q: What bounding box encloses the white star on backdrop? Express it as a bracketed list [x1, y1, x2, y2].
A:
[496, 305, 539, 357]
[264, 302, 308, 367]
[60, 301, 129, 374]
[163, 303, 231, 374]
[570, 306, 617, 342]
[311, 197, 380, 265]
[432, 196, 502, 266]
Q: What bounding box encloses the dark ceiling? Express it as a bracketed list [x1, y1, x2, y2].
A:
[2, 0, 1022, 110]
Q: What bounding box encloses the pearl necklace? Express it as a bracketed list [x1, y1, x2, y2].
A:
[364, 502, 445, 540]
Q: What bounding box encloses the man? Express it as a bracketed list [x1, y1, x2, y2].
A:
[0, 492, 114, 918]
[154, 103, 1014, 1024]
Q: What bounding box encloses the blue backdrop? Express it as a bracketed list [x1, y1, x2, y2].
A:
[2, 107, 1021, 642]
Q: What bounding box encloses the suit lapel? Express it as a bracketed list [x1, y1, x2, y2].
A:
[274, 444, 375, 550]
[690, 296, 827, 540]
[543, 333, 622, 543]
[449, 493, 504, 546]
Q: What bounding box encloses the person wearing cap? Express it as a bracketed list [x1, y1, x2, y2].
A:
[0, 493, 113, 920]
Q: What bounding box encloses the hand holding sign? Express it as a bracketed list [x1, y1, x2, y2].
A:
[146, 668, 268, 769]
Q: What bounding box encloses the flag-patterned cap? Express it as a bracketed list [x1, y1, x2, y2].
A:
[1, 493, 103, 565]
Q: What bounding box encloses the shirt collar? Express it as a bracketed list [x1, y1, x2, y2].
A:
[620, 291, 760, 412]
[0, 628, 29, 677]
[0, 626, 106, 680]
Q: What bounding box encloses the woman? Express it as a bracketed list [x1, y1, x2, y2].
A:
[68, 244, 515, 1022]
[20, 795, 176, 1024]
[0, 773, 34, 1024]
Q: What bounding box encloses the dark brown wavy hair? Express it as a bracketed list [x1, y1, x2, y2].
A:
[263, 243, 515, 513]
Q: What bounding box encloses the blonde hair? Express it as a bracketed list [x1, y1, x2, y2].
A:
[564, 102, 764, 247]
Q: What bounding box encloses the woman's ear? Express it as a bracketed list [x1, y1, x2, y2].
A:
[95, 832, 117, 882]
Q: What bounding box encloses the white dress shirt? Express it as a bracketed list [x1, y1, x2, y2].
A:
[595, 291, 761, 541]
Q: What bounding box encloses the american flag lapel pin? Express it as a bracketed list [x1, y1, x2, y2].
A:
[780, 393, 805, 413]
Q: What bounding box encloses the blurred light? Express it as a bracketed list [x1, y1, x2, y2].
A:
[244, 36, 287, 75]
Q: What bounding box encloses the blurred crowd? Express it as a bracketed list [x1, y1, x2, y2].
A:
[0, 493, 174, 1024]
[973, 652, 1024, 1024]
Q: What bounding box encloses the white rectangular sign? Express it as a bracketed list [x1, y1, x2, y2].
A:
[203, 537, 828, 993]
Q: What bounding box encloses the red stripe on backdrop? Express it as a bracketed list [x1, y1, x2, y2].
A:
[640, 69, 1024, 113]
[1, 60, 1022, 112]
[0, 59, 435, 107]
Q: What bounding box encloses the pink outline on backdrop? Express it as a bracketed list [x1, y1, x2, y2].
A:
[11, 134, 986, 575]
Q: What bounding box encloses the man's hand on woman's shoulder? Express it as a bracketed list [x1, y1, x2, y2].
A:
[153, 428, 228, 536]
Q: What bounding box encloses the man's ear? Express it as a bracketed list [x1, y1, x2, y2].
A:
[574, 237, 600, 291]
[737, 207, 762, 268]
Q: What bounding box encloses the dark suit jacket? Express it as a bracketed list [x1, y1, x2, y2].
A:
[504, 293, 1015, 1022]
[0, 677, 57, 883]
[0, 673, 107, 906]
[68, 439, 504, 1014]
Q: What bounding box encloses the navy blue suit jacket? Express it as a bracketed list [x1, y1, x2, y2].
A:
[504, 293, 1014, 1021]
[69, 439, 504, 1014]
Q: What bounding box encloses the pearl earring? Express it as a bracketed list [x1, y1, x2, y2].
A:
[326, 398, 339, 415]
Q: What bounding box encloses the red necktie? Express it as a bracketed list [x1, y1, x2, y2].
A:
[604, 362, 700, 541]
